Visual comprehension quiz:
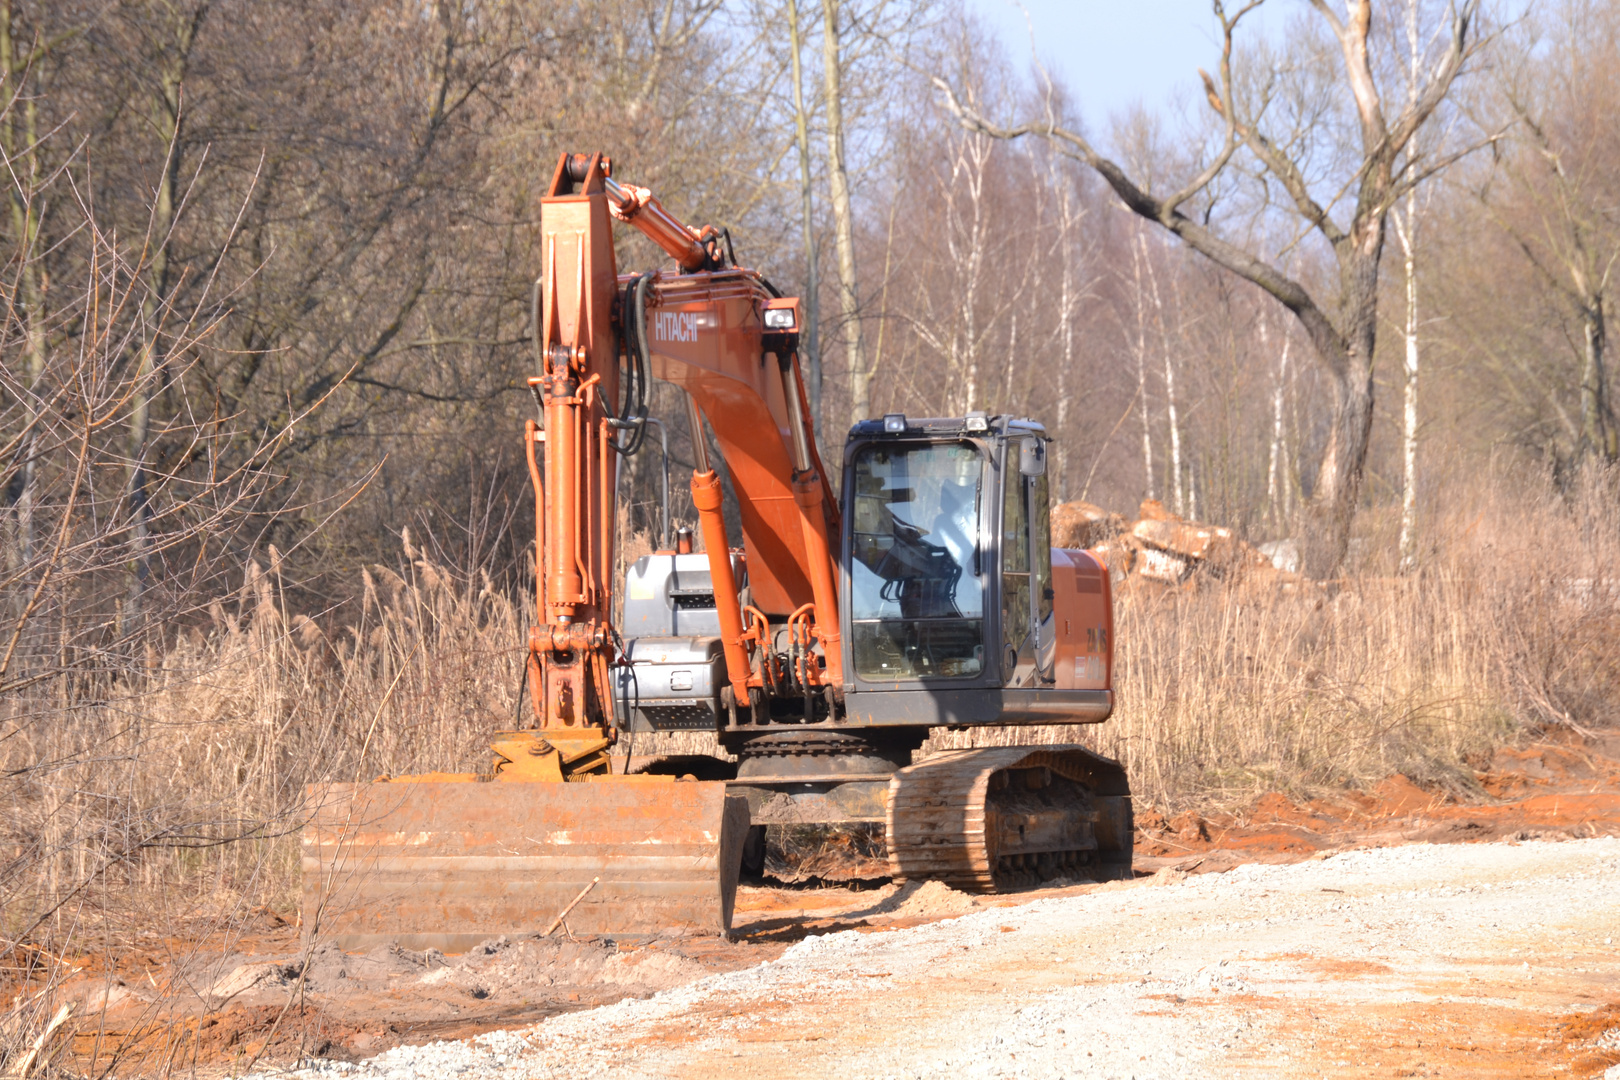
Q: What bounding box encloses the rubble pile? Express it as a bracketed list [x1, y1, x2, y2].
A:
[1054, 498, 1301, 588]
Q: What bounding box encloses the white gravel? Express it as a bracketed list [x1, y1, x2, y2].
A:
[270, 838, 1620, 1079]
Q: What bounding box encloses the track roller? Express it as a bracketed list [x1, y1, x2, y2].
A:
[885, 746, 1133, 892]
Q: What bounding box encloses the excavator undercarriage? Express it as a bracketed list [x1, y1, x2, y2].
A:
[303, 152, 1132, 947]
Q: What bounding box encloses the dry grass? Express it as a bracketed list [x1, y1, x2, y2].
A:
[930, 468, 1620, 810]
[0, 530, 526, 1044]
[3, 474, 1618, 1064]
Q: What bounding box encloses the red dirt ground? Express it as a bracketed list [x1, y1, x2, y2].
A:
[1133, 727, 1620, 874]
[9, 726, 1620, 1077]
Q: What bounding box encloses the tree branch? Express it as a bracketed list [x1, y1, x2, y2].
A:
[929, 73, 1350, 375]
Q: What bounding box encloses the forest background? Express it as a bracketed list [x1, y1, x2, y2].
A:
[2, 0, 1618, 1015]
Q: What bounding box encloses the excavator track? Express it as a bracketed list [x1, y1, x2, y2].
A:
[885, 746, 1133, 892]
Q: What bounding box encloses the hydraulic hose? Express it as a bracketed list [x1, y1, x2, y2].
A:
[611, 272, 654, 457]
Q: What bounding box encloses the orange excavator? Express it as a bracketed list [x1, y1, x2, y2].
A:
[303, 153, 1132, 947]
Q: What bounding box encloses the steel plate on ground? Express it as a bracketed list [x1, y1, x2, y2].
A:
[302, 781, 750, 949]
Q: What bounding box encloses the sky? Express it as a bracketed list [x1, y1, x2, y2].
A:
[967, 0, 1289, 124]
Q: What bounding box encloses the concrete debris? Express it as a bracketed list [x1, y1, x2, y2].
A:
[207, 962, 289, 1003]
[1060, 498, 1304, 589]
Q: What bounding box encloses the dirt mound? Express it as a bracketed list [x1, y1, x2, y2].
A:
[43, 929, 764, 1075]
[867, 880, 981, 919]
[182, 935, 716, 1009]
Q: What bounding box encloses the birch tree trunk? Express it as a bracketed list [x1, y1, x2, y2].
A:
[1054, 195, 1076, 499]
[1163, 334, 1185, 517]
[942, 131, 991, 414]
[1263, 315, 1294, 533]
[1168, 260, 1198, 521]
[1395, 0, 1421, 572]
[1394, 195, 1420, 571]
[1001, 310, 1017, 408]
[1139, 232, 1185, 515]
[1043, 160, 1087, 500]
[1055, 257, 1072, 498]
[1130, 229, 1156, 502]
[785, 0, 820, 430]
[821, 0, 867, 429]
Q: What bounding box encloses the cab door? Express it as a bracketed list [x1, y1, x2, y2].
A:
[999, 438, 1054, 687]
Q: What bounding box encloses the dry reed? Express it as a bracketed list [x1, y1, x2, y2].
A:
[2, 473, 1617, 1060]
[930, 468, 1620, 810]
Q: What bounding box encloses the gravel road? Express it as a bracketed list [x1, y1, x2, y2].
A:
[276, 837, 1620, 1079]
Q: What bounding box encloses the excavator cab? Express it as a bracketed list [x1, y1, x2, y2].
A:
[618, 416, 1111, 728]
[844, 414, 1059, 692]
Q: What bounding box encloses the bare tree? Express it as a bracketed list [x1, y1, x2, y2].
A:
[1, 2, 88, 570]
[0, 96, 312, 687]
[1045, 157, 1091, 499]
[119, 0, 212, 630]
[1480, 0, 1620, 469]
[785, 0, 822, 428]
[822, 0, 869, 429]
[900, 120, 1042, 418]
[934, 0, 1484, 577]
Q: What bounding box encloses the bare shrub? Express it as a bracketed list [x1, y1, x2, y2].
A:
[0, 532, 528, 1071]
[0, 104, 307, 1062]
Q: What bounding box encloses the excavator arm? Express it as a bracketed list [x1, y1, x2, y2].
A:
[528, 152, 842, 754]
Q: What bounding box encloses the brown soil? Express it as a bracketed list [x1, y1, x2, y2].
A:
[1561, 1002, 1620, 1077]
[1133, 727, 1620, 874]
[15, 727, 1620, 1077]
[1225, 994, 1620, 1078]
[27, 924, 784, 1077]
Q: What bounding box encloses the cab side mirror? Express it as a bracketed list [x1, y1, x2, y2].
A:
[1018, 439, 1046, 477]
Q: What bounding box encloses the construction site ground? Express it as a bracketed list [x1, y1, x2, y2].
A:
[28, 728, 1620, 1078]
